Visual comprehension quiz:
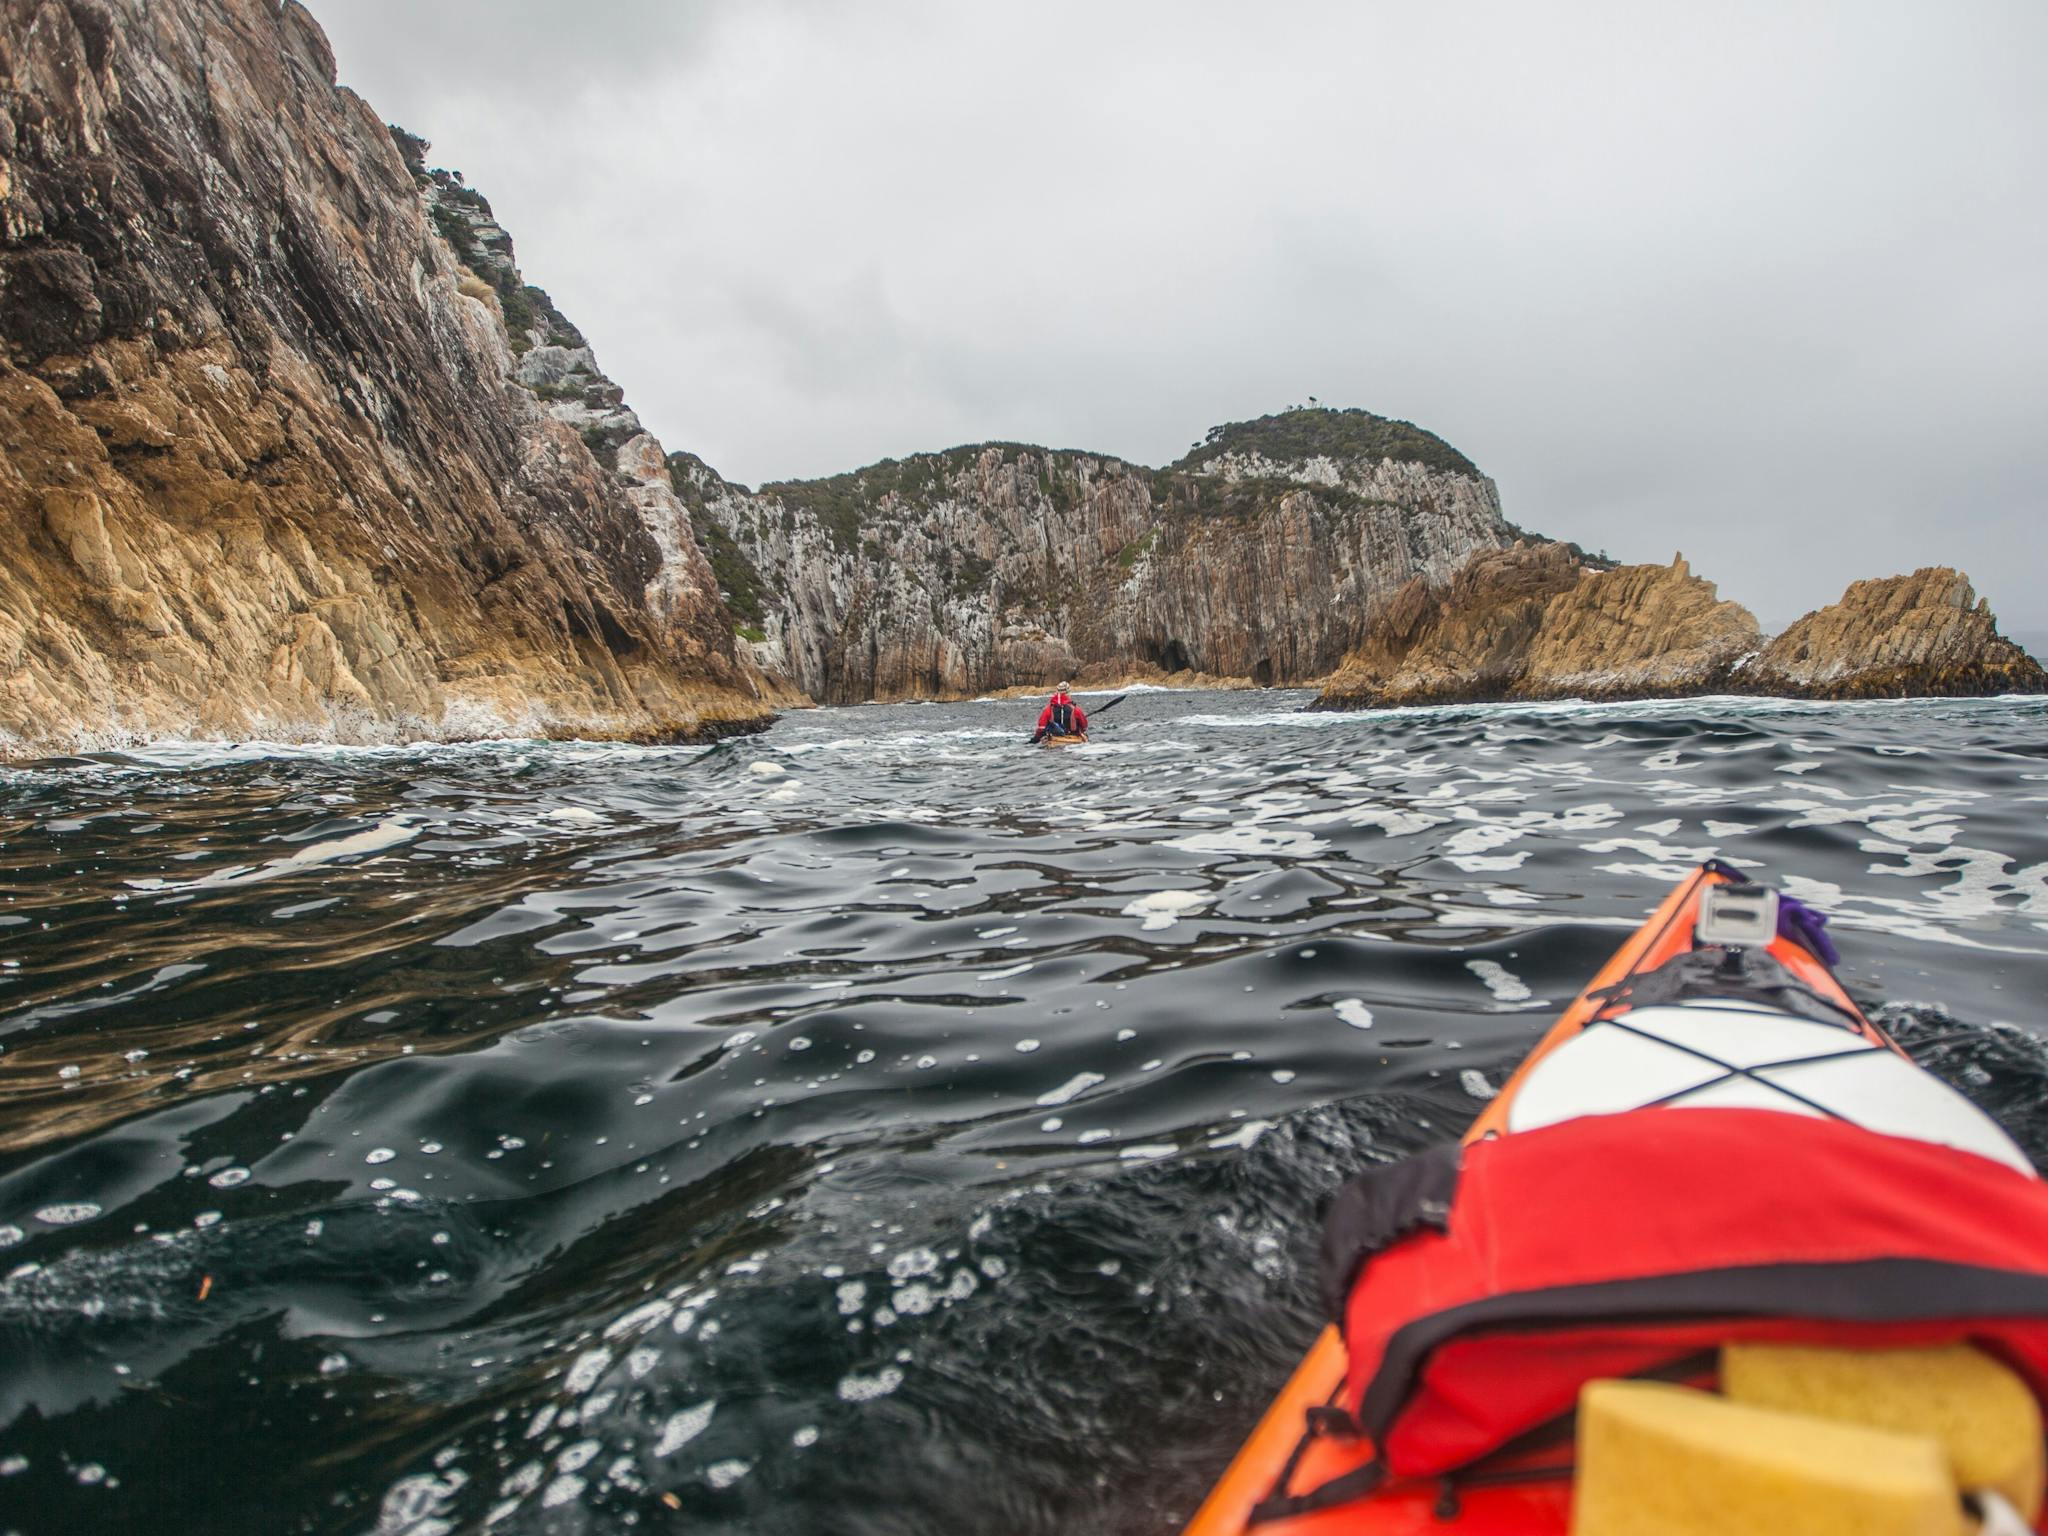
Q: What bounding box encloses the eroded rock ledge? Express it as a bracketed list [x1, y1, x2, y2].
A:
[0, 0, 782, 758]
[1312, 545, 2044, 710]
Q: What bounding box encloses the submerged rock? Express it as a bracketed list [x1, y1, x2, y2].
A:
[687, 409, 1521, 704]
[0, 0, 781, 757]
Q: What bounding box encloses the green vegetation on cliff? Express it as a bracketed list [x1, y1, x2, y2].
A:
[684, 403, 1516, 701]
[392, 125, 586, 355]
[695, 520, 767, 626]
[1174, 407, 1479, 478]
[428, 202, 480, 266]
[666, 453, 771, 628]
[743, 409, 1481, 555]
[1149, 470, 1404, 523]
[758, 443, 1062, 552]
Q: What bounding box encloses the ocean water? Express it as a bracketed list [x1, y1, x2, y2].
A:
[1, 688, 2046, 1534]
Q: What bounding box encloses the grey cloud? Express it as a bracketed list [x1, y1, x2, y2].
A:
[312, 0, 2048, 628]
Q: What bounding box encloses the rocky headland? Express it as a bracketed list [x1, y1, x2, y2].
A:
[0, 0, 2032, 754]
[680, 408, 1524, 704]
[0, 0, 781, 758]
[1312, 545, 2045, 711]
[688, 416, 2042, 713]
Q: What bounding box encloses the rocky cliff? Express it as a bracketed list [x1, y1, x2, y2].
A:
[683, 408, 1520, 703]
[1314, 544, 1760, 708]
[1746, 568, 2047, 699]
[1313, 545, 2042, 710]
[0, 0, 777, 757]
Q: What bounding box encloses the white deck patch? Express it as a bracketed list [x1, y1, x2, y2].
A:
[1506, 1002, 2034, 1175]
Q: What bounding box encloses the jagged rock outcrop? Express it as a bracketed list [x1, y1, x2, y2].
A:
[1520, 554, 1762, 699]
[0, 0, 778, 757]
[684, 408, 1521, 703]
[1746, 568, 2046, 698]
[1313, 548, 2042, 710]
[1313, 541, 1586, 707]
[1314, 544, 1760, 708]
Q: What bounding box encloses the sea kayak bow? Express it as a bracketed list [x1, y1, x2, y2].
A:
[1185, 862, 2048, 1535]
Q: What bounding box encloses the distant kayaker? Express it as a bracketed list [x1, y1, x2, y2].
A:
[1030, 684, 1088, 743]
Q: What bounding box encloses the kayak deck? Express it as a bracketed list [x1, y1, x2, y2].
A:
[1042, 732, 1088, 747]
[1183, 865, 1905, 1536]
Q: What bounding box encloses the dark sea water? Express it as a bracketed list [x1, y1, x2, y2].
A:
[2, 688, 2046, 1535]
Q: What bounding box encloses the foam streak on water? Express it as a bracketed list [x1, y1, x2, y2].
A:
[1, 690, 2046, 1534]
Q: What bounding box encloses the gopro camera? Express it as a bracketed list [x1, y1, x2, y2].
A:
[1695, 884, 1780, 949]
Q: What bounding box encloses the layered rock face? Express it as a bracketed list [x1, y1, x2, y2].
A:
[1315, 545, 1760, 708]
[1520, 555, 1762, 699]
[0, 0, 775, 756]
[1314, 547, 2042, 710]
[686, 409, 1519, 703]
[1747, 568, 2046, 699]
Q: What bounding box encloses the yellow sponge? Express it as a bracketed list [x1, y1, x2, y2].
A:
[1723, 1342, 2045, 1521]
[1572, 1379, 1965, 1536]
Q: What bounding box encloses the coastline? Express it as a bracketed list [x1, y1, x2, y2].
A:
[0, 700, 781, 769]
[972, 667, 1260, 702]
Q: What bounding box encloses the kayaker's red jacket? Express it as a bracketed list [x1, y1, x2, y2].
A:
[1035, 694, 1087, 734]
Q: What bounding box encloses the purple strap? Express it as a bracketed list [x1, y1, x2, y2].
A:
[1776, 894, 1840, 968]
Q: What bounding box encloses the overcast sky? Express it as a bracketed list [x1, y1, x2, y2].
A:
[315, 1, 2046, 631]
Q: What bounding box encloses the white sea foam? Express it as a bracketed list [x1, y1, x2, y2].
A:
[1333, 999, 1375, 1029]
[1036, 1072, 1105, 1107]
[653, 1401, 716, 1455]
[1466, 960, 1533, 1004]
[1121, 890, 1209, 930]
[33, 1204, 100, 1226]
[124, 816, 418, 892]
[887, 1248, 939, 1280]
[602, 1300, 673, 1339]
[836, 1366, 904, 1402]
[1164, 826, 1329, 858]
[564, 1349, 611, 1394]
[1208, 1120, 1273, 1151]
[1442, 822, 1525, 864]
